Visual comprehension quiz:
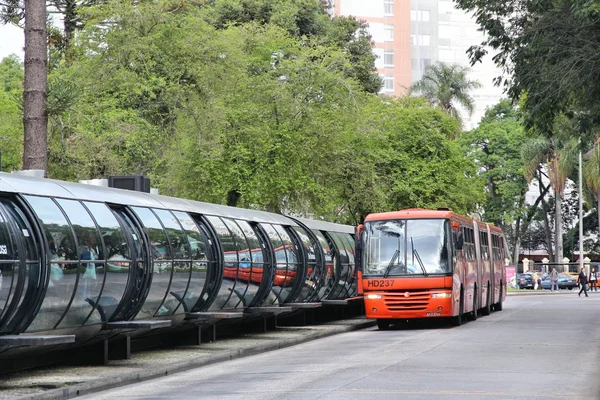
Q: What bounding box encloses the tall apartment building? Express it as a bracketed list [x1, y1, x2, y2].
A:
[329, 0, 504, 129]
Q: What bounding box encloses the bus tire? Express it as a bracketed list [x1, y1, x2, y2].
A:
[470, 287, 478, 321]
[494, 282, 504, 311]
[482, 283, 491, 316]
[377, 319, 390, 330]
[451, 289, 464, 326]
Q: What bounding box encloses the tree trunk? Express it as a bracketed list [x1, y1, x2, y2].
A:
[512, 217, 521, 265]
[538, 171, 554, 262]
[555, 194, 563, 262]
[23, 0, 48, 172]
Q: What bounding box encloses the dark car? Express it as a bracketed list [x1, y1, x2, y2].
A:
[541, 274, 578, 290]
[517, 273, 535, 289]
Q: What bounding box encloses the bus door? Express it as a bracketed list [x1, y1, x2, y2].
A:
[472, 221, 483, 311]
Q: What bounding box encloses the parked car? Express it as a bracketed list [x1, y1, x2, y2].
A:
[540, 273, 578, 290]
[517, 273, 535, 289]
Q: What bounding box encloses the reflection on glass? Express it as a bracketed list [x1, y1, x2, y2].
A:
[55, 199, 104, 328]
[363, 219, 450, 276]
[312, 230, 334, 300]
[153, 209, 190, 315]
[328, 232, 354, 299]
[173, 211, 210, 312]
[0, 211, 17, 324]
[293, 226, 320, 302]
[83, 202, 130, 323]
[206, 216, 241, 310]
[24, 195, 78, 331]
[132, 207, 174, 317]
[0, 200, 39, 333]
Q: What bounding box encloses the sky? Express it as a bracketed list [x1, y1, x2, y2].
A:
[0, 24, 24, 60]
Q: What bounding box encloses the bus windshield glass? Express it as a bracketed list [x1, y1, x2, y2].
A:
[363, 219, 451, 277]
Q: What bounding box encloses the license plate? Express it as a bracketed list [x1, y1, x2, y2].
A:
[426, 312, 441, 317]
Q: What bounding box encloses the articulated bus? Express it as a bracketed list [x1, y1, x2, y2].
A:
[356, 208, 508, 329]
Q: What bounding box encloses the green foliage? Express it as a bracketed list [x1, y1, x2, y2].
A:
[44, 0, 485, 225]
[200, 0, 381, 93]
[0, 55, 24, 171]
[376, 97, 483, 214]
[455, 0, 600, 133]
[458, 99, 529, 226]
[410, 62, 481, 129]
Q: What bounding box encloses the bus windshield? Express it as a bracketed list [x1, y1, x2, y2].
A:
[363, 219, 451, 277]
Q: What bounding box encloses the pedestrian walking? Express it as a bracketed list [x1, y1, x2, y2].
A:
[578, 268, 589, 297]
[590, 267, 598, 292]
[550, 268, 559, 292]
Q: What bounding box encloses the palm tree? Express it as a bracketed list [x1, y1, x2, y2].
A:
[522, 134, 578, 263]
[584, 140, 600, 239]
[410, 62, 481, 126]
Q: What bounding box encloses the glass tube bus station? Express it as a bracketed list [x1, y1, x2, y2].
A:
[0, 172, 358, 371]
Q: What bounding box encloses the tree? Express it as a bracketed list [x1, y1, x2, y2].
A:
[200, 0, 381, 93]
[521, 129, 579, 263]
[584, 142, 600, 242]
[458, 99, 529, 260]
[0, 55, 24, 171]
[455, 0, 600, 134]
[410, 61, 481, 129]
[22, 0, 47, 172]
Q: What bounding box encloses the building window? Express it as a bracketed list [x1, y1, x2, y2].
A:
[411, 34, 431, 46]
[383, 50, 394, 67]
[384, 0, 394, 16]
[383, 75, 394, 91]
[384, 24, 394, 41]
[411, 10, 430, 21]
[420, 58, 431, 69]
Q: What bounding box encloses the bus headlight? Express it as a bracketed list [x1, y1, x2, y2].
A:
[431, 293, 451, 299]
[365, 294, 382, 300]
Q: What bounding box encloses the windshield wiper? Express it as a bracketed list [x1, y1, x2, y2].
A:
[383, 249, 400, 278]
[411, 237, 428, 277]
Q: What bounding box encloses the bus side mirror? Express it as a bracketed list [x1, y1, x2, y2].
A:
[455, 232, 464, 250]
[356, 224, 364, 246]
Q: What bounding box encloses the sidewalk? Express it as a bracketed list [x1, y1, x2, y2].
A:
[0, 317, 375, 400]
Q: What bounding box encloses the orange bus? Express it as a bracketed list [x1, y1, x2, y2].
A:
[356, 208, 507, 329]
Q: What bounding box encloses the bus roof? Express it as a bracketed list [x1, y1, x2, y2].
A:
[364, 209, 503, 234]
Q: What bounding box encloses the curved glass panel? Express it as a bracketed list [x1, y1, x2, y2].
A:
[172, 211, 210, 312]
[312, 230, 334, 300]
[226, 219, 264, 307]
[153, 209, 190, 316]
[292, 226, 320, 302]
[328, 232, 354, 299]
[83, 202, 130, 322]
[54, 199, 104, 328]
[206, 216, 240, 310]
[1, 200, 40, 334]
[261, 224, 299, 304]
[132, 207, 173, 317]
[0, 211, 19, 325]
[24, 195, 78, 331]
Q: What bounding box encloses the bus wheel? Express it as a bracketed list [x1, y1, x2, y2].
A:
[494, 283, 504, 311]
[482, 285, 491, 316]
[471, 289, 478, 321]
[451, 290, 464, 326]
[376, 319, 390, 330]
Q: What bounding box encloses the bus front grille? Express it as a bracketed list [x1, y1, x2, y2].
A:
[383, 291, 430, 311]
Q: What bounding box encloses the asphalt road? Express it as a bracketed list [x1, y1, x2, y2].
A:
[72, 292, 600, 400]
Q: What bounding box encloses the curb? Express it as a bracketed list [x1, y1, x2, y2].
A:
[17, 320, 376, 400]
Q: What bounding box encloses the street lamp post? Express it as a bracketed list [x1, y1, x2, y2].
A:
[579, 143, 584, 274]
